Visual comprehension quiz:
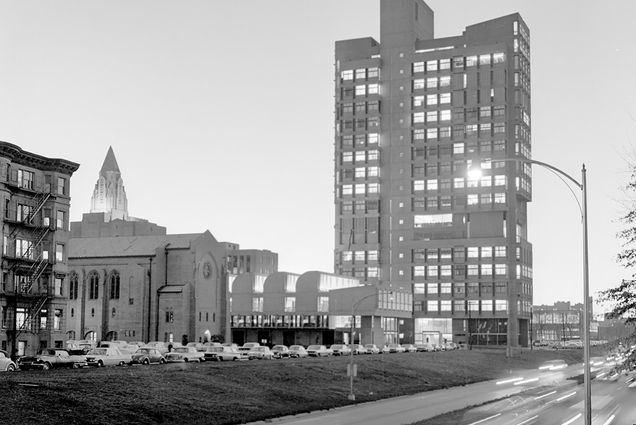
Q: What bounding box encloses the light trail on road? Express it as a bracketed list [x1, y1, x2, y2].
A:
[467, 413, 502, 425]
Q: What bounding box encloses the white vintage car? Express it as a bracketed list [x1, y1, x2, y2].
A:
[165, 346, 205, 363]
[85, 347, 132, 367]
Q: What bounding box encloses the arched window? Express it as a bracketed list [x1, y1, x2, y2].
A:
[109, 271, 120, 300]
[88, 271, 99, 299]
[69, 272, 79, 300]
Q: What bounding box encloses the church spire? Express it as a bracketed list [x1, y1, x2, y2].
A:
[91, 146, 129, 221]
[100, 146, 120, 175]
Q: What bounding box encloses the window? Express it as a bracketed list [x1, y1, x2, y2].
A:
[426, 128, 438, 140]
[495, 299, 508, 312]
[413, 266, 425, 277]
[439, 59, 450, 70]
[427, 300, 438, 312]
[89, 272, 99, 299]
[453, 177, 464, 188]
[426, 60, 438, 72]
[284, 297, 296, 313]
[367, 84, 379, 95]
[440, 93, 451, 104]
[109, 272, 120, 299]
[15, 239, 33, 259]
[426, 110, 437, 123]
[440, 110, 451, 121]
[368, 133, 379, 145]
[317, 296, 329, 313]
[495, 246, 506, 257]
[355, 68, 366, 80]
[57, 177, 66, 195]
[413, 112, 425, 124]
[440, 282, 452, 294]
[341, 70, 353, 80]
[413, 62, 424, 73]
[341, 185, 352, 196]
[18, 170, 34, 190]
[426, 94, 437, 106]
[355, 85, 366, 96]
[342, 152, 353, 163]
[166, 311, 174, 323]
[426, 179, 438, 191]
[479, 54, 491, 65]
[453, 143, 464, 155]
[466, 56, 477, 67]
[53, 309, 62, 330]
[69, 273, 79, 300]
[53, 277, 63, 297]
[413, 79, 425, 90]
[55, 244, 64, 262]
[493, 52, 505, 64]
[495, 264, 507, 276]
[252, 297, 263, 312]
[17, 204, 32, 222]
[440, 300, 451, 311]
[368, 68, 379, 78]
[56, 210, 65, 230]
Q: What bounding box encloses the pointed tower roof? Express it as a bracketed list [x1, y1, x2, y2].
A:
[100, 146, 120, 175]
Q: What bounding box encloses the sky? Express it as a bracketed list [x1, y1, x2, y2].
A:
[0, 0, 634, 307]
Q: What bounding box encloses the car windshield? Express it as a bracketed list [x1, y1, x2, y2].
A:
[331, 345, 343, 349]
[307, 345, 322, 350]
[173, 347, 188, 353]
[273, 346, 286, 350]
[255, 347, 267, 352]
[207, 347, 223, 352]
[89, 348, 107, 355]
[38, 349, 57, 356]
[365, 344, 375, 348]
[289, 346, 303, 350]
[136, 349, 150, 354]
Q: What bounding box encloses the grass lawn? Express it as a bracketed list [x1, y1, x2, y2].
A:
[0, 349, 583, 425]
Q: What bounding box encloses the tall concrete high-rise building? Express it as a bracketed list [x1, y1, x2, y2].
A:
[334, 0, 532, 351]
[90, 146, 128, 221]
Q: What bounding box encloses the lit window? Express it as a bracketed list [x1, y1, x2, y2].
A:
[481, 247, 493, 258]
[284, 297, 296, 313]
[481, 300, 493, 312]
[493, 52, 505, 64]
[355, 167, 365, 179]
[342, 152, 352, 163]
[55, 243, 64, 262]
[440, 282, 452, 294]
[426, 77, 437, 89]
[465, 124, 478, 135]
[440, 300, 451, 311]
[341, 70, 353, 80]
[368, 150, 379, 161]
[453, 143, 464, 155]
[413, 266, 425, 277]
[355, 184, 365, 195]
[427, 300, 438, 312]
[426, 179, 438, 191]
[355, 151, 366, 162]
[496, 299, 508, 312]
[426, 60, 438, 72]
[342, 251, 352, 262]
[480, 176, 492, 187]
[368, 133, 379, 145]
[481, 264, 492, 276]
[317, 297, 329, 313]
[413, 79, 425, 90]
[495, 264, 507, 276]
[426, 128, 438, 140]
[367, 183, 379, 194]
[413, 112, 425, 124]
[440, 265, 451, 277]
[440, 93, 451, 104]
[341, 185, 352, 196]
[495, 246, 506, 257]
[414, 283, 425, 294]
[426, 110, 437, 122]
[466, 56, 477, 67]
[467, 194, 478, 205]
[494, 193, 506, 204]
[368, 166, 379, 177]
[414, 214, 452, 227]
[368, 84, 379, 95]
[439, 59, 450, 70]
[355, 85, 366, 96]
[413, 129, 425, 140]
[479, 54, 491, 65]
[368, 68, 379, 78]
[413, 62, 425, 73]
[57, 177, 66, 195]
[453, 177, 464, 188]
[355, 68, 366, 80]
[413, 180, 425, 191]
[413, 96, 425, 107]
[440, 110, 451, 121]
[439, 75, 450, 87]
[426, 94, 437, 106]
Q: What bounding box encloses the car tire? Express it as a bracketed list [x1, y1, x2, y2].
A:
[219, 357, 224, 362]
[6, 364, 15, 372]
[118, 361, 125, 366]
[98, 360, 104, 368]
[143, 359, 150, 365]
[42, 363, 51, 371]
[184, 358, 188, 363]
[159, 358, 166, 364]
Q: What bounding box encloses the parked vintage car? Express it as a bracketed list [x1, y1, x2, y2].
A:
[414, 343, 435, 352]
[383, 343, 406, 354]
[18, 348, 87, 370]
[186, 342, 207, 352]
[364, 344, 381, 354]
[210, 346, 246, 361]
[221, 342, 239, 351]
[402, 344, 417, 353]
[306, 345, 332, 357]
[0, 350, 16, 371]
[288, 345, 308, 358]
[241, 342, 260, 350]
[271, 345, 290, 359]
[86, 347, 132, 367]
[129, 348, 165, 365]
[203, 346, 224, 361]
[249, 346, 274, 360]
[349, 344, 367, 355]
[329, 344, 352, 356]
[165, 346, 205, 363]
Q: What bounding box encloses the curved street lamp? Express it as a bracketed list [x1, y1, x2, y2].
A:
[470, 158, 590, 425]
[348, 290, 392, 401]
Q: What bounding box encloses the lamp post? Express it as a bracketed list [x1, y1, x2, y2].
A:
[348, 290, 391, 401]
[470, 158, 590, 425]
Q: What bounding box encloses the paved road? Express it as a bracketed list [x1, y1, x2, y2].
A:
[248, 365, 583, 425]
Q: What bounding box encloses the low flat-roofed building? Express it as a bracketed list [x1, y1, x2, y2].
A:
[230, 271, 413, 347]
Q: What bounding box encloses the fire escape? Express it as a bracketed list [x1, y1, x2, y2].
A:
[2, 174, 53, 358]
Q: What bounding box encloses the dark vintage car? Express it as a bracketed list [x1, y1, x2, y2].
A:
[18, 348, 87, 370]
[129, 348, 166, 365]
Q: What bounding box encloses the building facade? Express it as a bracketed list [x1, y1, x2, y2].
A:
[230, 271, 412, 347]
[0, 142, 79, 357]
[334, 0, 532, 350]
[90, 146, 128, 221]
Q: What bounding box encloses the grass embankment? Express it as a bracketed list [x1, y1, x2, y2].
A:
[0, 349, 583, 425]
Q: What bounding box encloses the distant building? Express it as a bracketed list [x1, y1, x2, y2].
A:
[90, 146, 128, 221]
[66, 149, 277, 345]
[334, 0, 532, 349]
[0, 141, 79, 357]
[531, 301, 587, 343]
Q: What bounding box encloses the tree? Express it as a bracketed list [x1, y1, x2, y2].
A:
[601, 166, 636, 325]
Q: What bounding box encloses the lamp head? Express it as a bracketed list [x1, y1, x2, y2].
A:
[467, 165, 483, 180]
